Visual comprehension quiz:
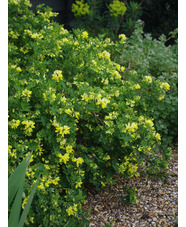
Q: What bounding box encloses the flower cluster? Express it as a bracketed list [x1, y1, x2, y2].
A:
[109, 0, 127, 17]
[22, 120, 35, 136]
[52, 120, 70, 137]
[118, 34, 127, 43]
[98, 50, 111, 60]
[72, 157, 84, 167]
[72, 0, 90, 17]
[22, 89, 32, 102]
[82, 31, 88, 38]
[9, 119, 20, 129]
[144, 75, 153, 83]
[160, 82, 170, 91]
[66, 204, 78, 216]
[52, 70, 63, 82]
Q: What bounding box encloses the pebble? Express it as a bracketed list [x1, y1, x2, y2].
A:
[83, 152, 178, 226]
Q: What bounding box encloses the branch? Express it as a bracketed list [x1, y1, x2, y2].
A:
[126, 0, 144, 37]
[93, 112, 104, 125]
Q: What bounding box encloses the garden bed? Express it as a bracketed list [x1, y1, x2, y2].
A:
[84, 148, 178, 226]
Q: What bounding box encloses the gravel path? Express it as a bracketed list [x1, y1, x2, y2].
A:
[84, 149, 178, 227]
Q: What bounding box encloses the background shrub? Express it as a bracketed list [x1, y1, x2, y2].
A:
[112, 20, 178, 145]
[9, 0, 173, 225]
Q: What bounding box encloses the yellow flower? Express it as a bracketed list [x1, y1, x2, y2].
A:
[22, 196, 28, 209]
[75, 112, 80, 119]
[109, 0, 127, 17]
[37, 183, 45, 190]
[65, 109, 72, 115]
[66, 206, 73, 216]
[113, 70, 121, 79]
[96, 97, 110, 109]
[52, 70, 63, 82]
[82, 31, 88, 38]
[126, 122, 138, 133]
[128, 164, 138, 175]
[43, 93, 47, 101]
[118, 34, 127, 43]
[75, 181, 83, 189]
[51, 93, 56, 101]
[101, 181, 106, 187]
[66, 145, 73, 154]
[22, 89, 32, 102]
[144, 75, 152, 83]
[72, 157, 84, 167]
[160, 82, 170, 91]
[63, 125, 70, 134]
[72, 0, 90, 17]
[22, 120, 35, 136]
[91, 60, 97, 66]
[145, 119, 154, 127]
[58, 153, 70, 164]
[158, 94, 165, 101]
[76, 157, 84, 167]
[102, 50, 110, 60]
[9, 119, 20, 129]
[16, 67, 22, 72]
[134, 84, 141, 89]
[81, 93, 89, 102]
[155, 133, 161, 141]
[120, 66, 125, 72]
[66, 204, 78, 216]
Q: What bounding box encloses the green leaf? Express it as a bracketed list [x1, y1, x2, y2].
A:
[8, 153, 31, 208]
[9, 153, 40, 227]
[8, 178, 25, 227]
[18, 177, 40, 227]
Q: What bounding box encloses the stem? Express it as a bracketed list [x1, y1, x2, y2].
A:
[126, 0, 144, 37]
[93, 112, 104, 125]
[114, 0, 127, 42]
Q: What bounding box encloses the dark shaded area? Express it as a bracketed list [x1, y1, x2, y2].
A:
[133, 0, 178, 40]
[30, 0, 75, 30]
[30, 0, 178, 40]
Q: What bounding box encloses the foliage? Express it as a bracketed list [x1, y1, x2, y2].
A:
[9, 0, 172, 225]
[112, 20, 178, 145]
[121, 185, 139, 205]
[71, 0, 142, 40]
[8, 153, 39, 227]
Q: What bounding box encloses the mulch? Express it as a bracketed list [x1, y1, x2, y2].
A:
[83, 148, 178, 227]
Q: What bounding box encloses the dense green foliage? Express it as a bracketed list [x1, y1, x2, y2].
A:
[8, 0, 176, 225]
[112, 20, 178, 144]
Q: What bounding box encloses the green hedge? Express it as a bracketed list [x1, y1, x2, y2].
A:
[9, 0, 173, 225]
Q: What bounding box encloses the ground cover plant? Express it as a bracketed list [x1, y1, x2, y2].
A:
[9, 0, 174, 225]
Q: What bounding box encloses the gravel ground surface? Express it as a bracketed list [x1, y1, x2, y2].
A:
[83, 149, 178, 227]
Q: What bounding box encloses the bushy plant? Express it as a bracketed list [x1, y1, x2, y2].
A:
[112, 20, 178, 145]
[9, 0, 172, 225]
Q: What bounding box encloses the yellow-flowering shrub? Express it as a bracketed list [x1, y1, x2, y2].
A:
[72, 0, 90, 17]
[109, 0, 127, 17]
[8, 0, 172, 225]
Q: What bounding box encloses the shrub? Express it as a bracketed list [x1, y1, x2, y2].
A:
[9, 0, 172, 225]
[112, 20, 178, 145]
